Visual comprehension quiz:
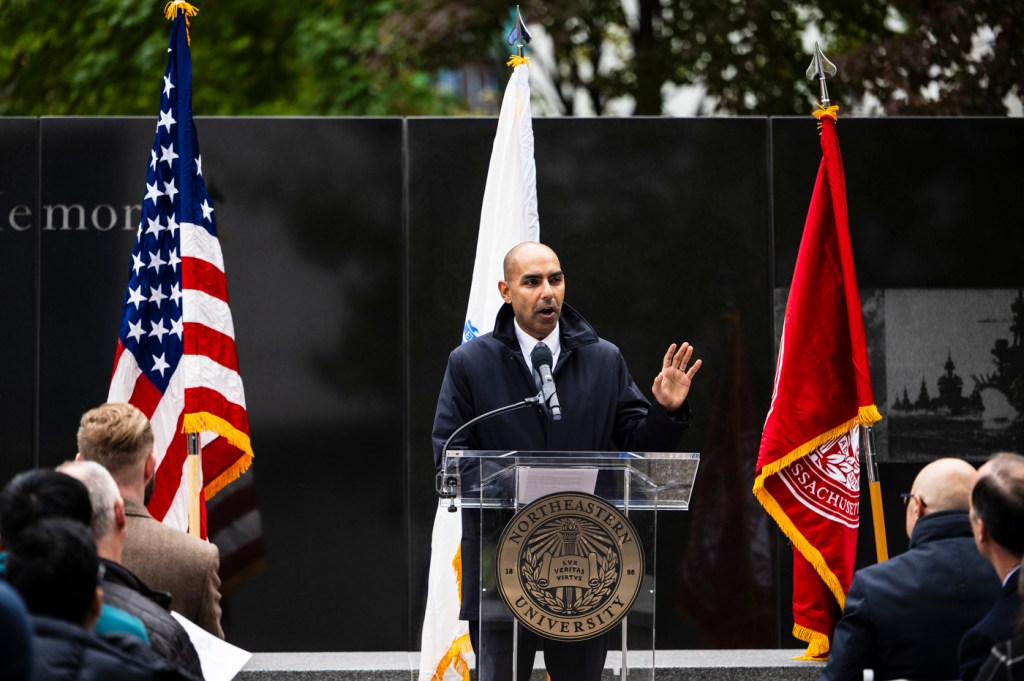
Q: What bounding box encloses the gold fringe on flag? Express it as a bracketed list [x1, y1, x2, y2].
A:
[452, 545, 464, 598]
[432, 633, 473, 681]
[752, 403, 882, 658]
[506, 55, 530, 68]
[182, 411, 254, 500]
[427, 535, 472, 681]
[754, 406, 880, 484]
[792, 624, 830, 661]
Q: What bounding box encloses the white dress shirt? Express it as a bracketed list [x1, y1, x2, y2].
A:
[513, 319, 561, 386]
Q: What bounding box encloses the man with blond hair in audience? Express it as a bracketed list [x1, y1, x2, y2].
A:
[76, 402, 224, 638]
[820, 457, 1001, 681]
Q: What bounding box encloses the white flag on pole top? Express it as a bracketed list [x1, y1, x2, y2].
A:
[418, 60, 539, 681]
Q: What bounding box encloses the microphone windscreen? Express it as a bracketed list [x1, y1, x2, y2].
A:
[530, 342, 553, 372]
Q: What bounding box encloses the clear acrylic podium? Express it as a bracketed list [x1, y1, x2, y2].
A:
[441, 450, 699, 681]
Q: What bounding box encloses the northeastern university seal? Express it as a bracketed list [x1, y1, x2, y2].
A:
[496, 492, 644, 641]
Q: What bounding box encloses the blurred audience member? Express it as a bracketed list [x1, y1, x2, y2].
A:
[960, 452, 1024, 681]
[0, 578, 33, 681]
[77, 403, 224, 637]
[820, 458, 1000, 681]
[59, 460, 204, 679]
[0, 468, 150, 645]
[976, 556, 1024, 681]
[6, 517, 198, 680]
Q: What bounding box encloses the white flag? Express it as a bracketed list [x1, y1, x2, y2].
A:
[418, 60, 539, 681]
[461, 60, 540, 343]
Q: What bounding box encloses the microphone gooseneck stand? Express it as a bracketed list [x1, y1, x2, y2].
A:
[436, 391, 547, 512]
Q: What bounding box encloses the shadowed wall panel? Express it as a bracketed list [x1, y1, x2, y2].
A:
[405, 117, 777, 650]
[0, 119, 40, 486]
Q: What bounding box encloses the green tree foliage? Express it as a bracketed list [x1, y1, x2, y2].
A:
[400, 0, 1020, 115]
[1, 0, 1020, 116]
[830, 0, 1023, 115]
[0, 0, 458, 115]
[0, 0, 161, 114]
[529, 0, 814, 114]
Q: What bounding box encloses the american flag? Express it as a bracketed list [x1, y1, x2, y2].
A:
[108, 5, 253, 537]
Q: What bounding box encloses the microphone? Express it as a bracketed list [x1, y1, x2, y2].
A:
[530, 343, 562, 421]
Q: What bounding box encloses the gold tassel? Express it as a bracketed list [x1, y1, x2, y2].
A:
[164, 1, 199, 45]
[164, 1, 199, 20]
[792, 624, 831, 660]
[506, 55, 530, 68]
[812, 104, 839, 122]
[452, 545, 464, 602]
[432, 634, 473, 681]
[812, 104, 840, 133]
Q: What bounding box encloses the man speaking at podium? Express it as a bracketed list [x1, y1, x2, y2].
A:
[432, 242, 702, 681]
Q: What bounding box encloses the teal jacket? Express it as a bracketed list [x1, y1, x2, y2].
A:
[0, 551, 150, 646]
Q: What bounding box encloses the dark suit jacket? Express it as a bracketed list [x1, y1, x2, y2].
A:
[31, 615, 200, 681]
[121, 498, 224, 638]
[432, 303, 690, 618]
[101, 558, 204, 679]
[976, 632, 1024, 681]
[819, 510, 1001, 681]
[960, 568, 1023, 681]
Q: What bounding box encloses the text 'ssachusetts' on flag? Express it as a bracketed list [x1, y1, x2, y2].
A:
[108, 2, 253, 538]
[753, 109, 881, 661]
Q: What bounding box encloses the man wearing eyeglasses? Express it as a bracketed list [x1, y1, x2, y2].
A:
[820, 458, 1001, 681]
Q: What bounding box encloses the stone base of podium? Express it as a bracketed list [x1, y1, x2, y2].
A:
[237, 650, 825, 681]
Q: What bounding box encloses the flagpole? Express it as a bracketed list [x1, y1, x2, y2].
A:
[418, 14, 539, 681]
[504, 12, 534, 679]
[863, 426, 888, 561]
[187, 432, 202, 537]
[806, 43, 889, 564]
[168, 0, 203, 540]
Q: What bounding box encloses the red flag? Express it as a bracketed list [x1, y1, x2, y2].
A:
[206, 468, 266, 594]
[677, 310, 774, 646]
[753, 110, 881, 660]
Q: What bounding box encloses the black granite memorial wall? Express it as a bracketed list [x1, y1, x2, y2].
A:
[0, 115, 1020, 652]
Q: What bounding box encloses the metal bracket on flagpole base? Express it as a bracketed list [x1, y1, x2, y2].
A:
[187, 432, 202, 537]
[806, 42, 837, 109]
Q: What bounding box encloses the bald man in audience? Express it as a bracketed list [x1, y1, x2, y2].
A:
[76, 402, 224, 638]
[820, 458, 1001, 681]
